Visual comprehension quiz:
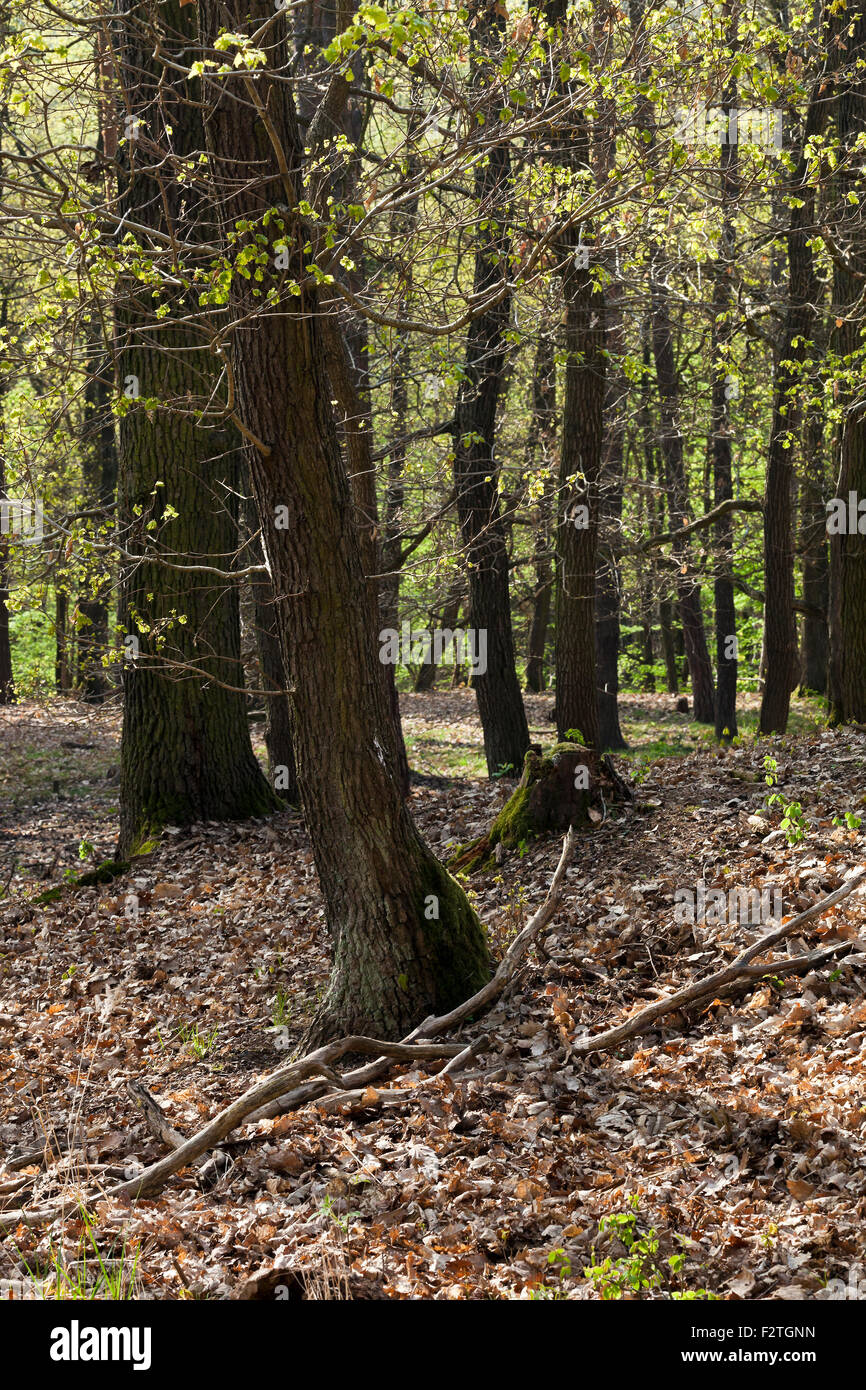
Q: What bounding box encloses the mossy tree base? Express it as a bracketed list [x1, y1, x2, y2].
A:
[451, 742, 603, 872]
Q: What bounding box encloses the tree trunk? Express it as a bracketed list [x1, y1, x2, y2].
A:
[77, 318, 118, 703]
[0, 439, 14, 705]
[760, 70, 828, 732]
[244, 513, 298, 804]
[114, 0, 277, 857]
[198, 0, 490, 1039]
[828, 2, 866, 723]
[596, 290, 627, 750]
[650, 254, 716, 724]
[799, 408, 829, 694]
[452, 0, 530, 777]
[712, 17, 739, 743]
[524, 335, 556, 693]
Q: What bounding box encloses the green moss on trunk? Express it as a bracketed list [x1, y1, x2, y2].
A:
[451, 742, 595, 872]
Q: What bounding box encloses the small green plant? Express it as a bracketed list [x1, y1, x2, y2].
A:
[77, 838, 96, 862]
[584, 1197, 718, 1300]
[832, 811, 862, 831]
[17, 1204, 140, 1299]
[271, 985, 291, 1028]
[529, 1247, 574, 1299]
[319, 1194, 360, 1233]
[177, 1021, 219, 1060]
[763, 756, 807, 844]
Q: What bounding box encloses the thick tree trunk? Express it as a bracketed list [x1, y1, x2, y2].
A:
[198, 0, 489, 1040]
[114, 0, 276, 857]
[452, 1, 530, 777]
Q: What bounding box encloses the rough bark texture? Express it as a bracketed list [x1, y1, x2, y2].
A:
[450, 742, 594, 873]
[77, 319, 118, 703]
[828, 2, 866, 724]
[0, 421, 13, 706]
[525, 336, 556, 694]
[760, 72, 827, 733]
[115, 0, 277, 857]
[650, 254, 716, 725]
[596, 290, 627, 750]
[244, 513, 298, 804]
[198, 0, 490, 1040]
[799, 407, 829, 694]
[712, 26, 739, 743]
[452, 0, 530, 777]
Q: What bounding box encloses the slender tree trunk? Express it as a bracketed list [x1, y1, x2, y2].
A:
[596, 279, 627, 750]
[452, 0, 530, 777]
[198, 0, 489, 1039]
[650, 253, 716, 724]
[659, 599, 679, 695]
[77, 319, 118, 703]
[828, 2, 866, 723]
[0, 439, 14, 705]
[800, 408, 829, 694]
[525, 335, 556, 693]
[415, 585, 463, 693]
[712, 13, 739, 743]
[760, 70, 828, 732]
[244, 512, 298, 804]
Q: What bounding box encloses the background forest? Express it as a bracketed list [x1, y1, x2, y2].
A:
[0, 0, 865, 1309]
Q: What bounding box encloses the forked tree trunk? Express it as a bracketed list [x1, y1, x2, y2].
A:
[198, 0, 489, 1040]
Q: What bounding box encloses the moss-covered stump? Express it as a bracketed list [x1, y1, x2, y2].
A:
[450, 742, 598, 873]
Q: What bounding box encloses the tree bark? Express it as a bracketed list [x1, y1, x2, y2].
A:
[114, 0, 277, 857]
[452, 0, 530, 777]
[525, 335, 556, 693]
[198, 0, 490, 1039]
[712, 12, 739, 743]
[0, 429, 13, 706]
[760, 67, 828, 732]
[828, 1, 866, 724]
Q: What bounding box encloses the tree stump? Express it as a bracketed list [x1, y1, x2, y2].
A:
[450, 742, 598, 873]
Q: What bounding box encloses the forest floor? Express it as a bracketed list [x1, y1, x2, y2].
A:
[2, 690, 866, 1300]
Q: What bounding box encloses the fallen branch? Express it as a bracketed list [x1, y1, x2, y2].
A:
[571, 867, 866, 1056]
